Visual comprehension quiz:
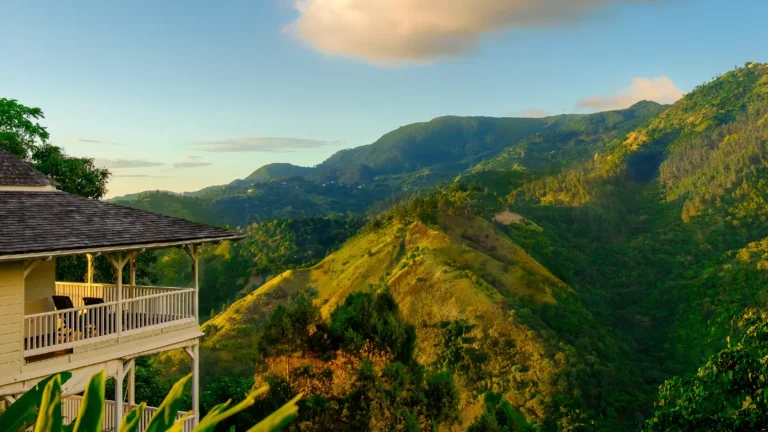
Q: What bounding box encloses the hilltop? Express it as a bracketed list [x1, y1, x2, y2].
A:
[165, 209, 636, 430]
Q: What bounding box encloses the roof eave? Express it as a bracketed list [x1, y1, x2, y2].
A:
[0, 234, 245, 262]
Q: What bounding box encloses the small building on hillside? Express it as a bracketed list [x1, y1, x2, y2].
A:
[0, 149, 243, 430]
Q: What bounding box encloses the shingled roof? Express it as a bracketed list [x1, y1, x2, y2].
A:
[0, 150, 242, 260]
[0, 148, 52, 187]
[0, 191, 242, 259]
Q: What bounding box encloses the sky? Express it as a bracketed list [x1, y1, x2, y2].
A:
[1, 0, 766, 198]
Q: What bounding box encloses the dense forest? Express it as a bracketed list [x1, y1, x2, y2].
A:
[5, 62, 768, 431]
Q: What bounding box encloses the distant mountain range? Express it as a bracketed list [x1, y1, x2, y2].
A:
[113, 101, 666, 226]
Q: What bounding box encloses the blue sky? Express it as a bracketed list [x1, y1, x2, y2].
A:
[1, 0, 766, 197]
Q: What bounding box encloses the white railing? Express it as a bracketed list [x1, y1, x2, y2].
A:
[122, 290, 196, 334]
[55, 282, 119, 307]
[55, 282, 188, 307]
[24, 288, 196, 356]
[63, 395, 194, 432]
[25, 301, 119, 355]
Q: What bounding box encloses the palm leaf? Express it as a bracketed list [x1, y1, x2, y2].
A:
[71, 370, 105, 432]
[246, 394, 302, 432]
[0, 372, 71, 432]
[193, 386, 270, 432]
[118, 403, 146, 432]
[144, 374, 191, 432]
[33, 375, 62, 432]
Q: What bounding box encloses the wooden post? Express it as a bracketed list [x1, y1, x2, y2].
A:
[86, 254, 94, 286]
[184, 245, 199, 321]
[128, 253, 137, 315]
[184, 342, 201, 427]
[127, 359, 136, 407]
[193, 342, 200, 426]
[108, 252, 128, 341]
[115, 360, 124, 429]
[193, 245, 199, 320]
[129, 254, 136, 295]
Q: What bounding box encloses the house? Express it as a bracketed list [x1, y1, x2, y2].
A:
[0, 149, 243, 429]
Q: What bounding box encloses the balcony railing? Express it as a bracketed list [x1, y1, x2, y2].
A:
[24, 282, 196, 357]
[54, 282, 185, 307]
[63, 395, 194, 432]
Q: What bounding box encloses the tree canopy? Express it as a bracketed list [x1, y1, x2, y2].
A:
[0, 98, 109, 199]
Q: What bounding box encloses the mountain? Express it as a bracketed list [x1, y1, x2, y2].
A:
[136, 63, 768, 430]
[241, 163, 316, 183]
[160, 210, 635, 430]
[115, 103, 666, 227]
[474, 101, 666, 173]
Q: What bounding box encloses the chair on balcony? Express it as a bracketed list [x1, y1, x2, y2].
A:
[52, 295, 78, 339]
[82, 297, 117, 336]
[52, 295, 97, 339]
[82, 297, 104, 306]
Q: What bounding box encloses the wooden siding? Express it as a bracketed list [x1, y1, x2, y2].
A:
[24, 259, 55, 316]
[0, 262, 23, 378]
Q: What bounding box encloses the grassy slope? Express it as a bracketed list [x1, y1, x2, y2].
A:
[189, 212, 633, 429]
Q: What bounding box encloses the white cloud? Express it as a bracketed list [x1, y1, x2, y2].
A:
[286, 0, 653, 65]
[193, 137, 342, 153]
[94, 158, 164, 169]
[578, 76, 684, 111]
[173, 161, 213, 169]
[71, 138, 121, 145]
[113, 174, 169, 178]
[506, 108, 551, 118]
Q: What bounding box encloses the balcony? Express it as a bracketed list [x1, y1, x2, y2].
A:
[24, 282, 196, 359]
[63, 395, 194, 432]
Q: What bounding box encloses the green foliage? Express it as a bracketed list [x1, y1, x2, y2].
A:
[56, 251, 158, 286]
[0, 98, 109, 200]
[0, 370, 300, 432]
[0, 98, 49, 159]
[424, 371, 460, 425]
[469, 393, 536, 432]
[261, 291, 319, 356]
[152, 215, 365, 320]
[321, 290, 417, 363]
[644, 309, 768, 431]
[72, 370, 106, 432]
[190, 288, 459, 431]
[30, 145, 110, 200]
[0, 373, 72, 432]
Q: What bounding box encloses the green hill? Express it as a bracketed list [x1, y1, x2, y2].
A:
[163, 209, 635, 430]
[143, 63, 768, 430]
[243, 163, 316, 183]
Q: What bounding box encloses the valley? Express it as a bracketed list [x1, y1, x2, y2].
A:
[6, 62, 768, 431]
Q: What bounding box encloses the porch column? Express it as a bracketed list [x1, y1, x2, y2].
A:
[129, 255, 136, 286]
[128, 253, 136, 308]
[184, 341, 201, 427]
[193, 341, 200, 426]
[115, 360, 124, 428]
[126, 359, 136, 407]
[193, 246, 199, 320]
[184, 245, 199, 320]
[107, 252, 128, 340]
[86, 254, 94, 286]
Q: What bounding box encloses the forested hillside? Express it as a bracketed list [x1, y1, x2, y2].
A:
[114, 103, 665, 227]
[121, 62, 768, 430]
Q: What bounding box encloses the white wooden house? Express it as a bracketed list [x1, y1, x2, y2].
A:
[0, 149, 242, 429]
